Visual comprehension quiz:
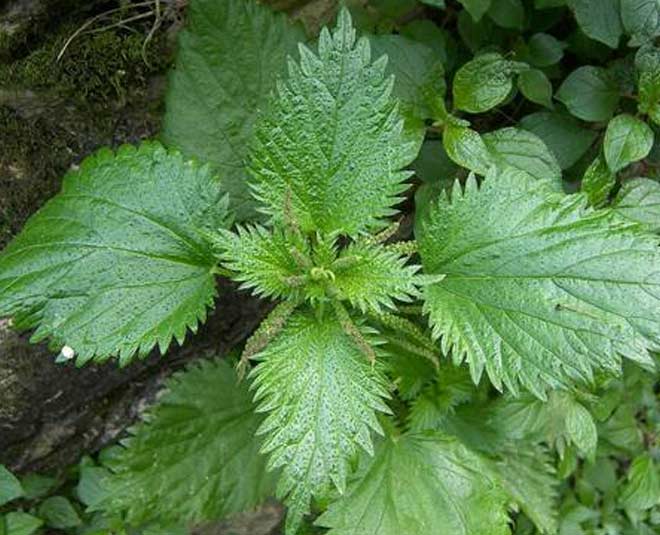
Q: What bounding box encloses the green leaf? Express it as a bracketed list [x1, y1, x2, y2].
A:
[489, 446, 559, 534]
[453, 52, 526, 113]
[4, 513, 42, 535]
[316, 433, 510, 535]
[487, 0, 525, 30]
[38, 496, 81, 529]
[443, 123, 493, 175]
[420, 0, 446, 7]
[251, 310, 391, 533]
[613, 177, 660, 233]
[0, 143, 228, 365]
[250, 10, 415, 237]
[368, 34, 445, 127]
[482, 127, 563, 188]
[0, 466, 23, 506]
[418, 168, 660, 397]
[412, 140, 459, 184]
[162, 0, 305, 221]
[603, 114, 655, 172]
[20, 475, 55, 501]
[621, 0, 660, 45]
[458, 0, 492, 21]
[567, 0, 622, 48]
[639, 68, 660, 125]
[520, 112, 597, 169]
[76, 467, 110, 508]
[331, 241, 423, 314]
[527, 33, 566, 67]
[218, 225, 304, 301]
[535, 0, 566, 6]
[581, 154, 616, 206]
[564, 399, 598, 459]
[556, 66, 620, 122]
[620, 454, 660, 511]
[518, 69, 554, 109]
[99, 359, 276, 525]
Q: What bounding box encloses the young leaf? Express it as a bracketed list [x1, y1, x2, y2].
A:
[613, 178, 660, 233]
[0, 143, 228, 365]
[603, 114, 655, 172]
[620, 454, 660, 511]
[443, 123, 493, 175]
[556, 66, 619, 122]
[518, 69, 554, 109]
[98, 359, 276, 525]
[453, 52, 526, 113]
[316, 433, 510, 535]
[218, 225, 305, 300]
[520, 112, 597, 169]
[250, 310, 391, 533]
[331, 241, 423, 314]
[162, 0, 305, 220]
[250, 9, 416, 237]
[567, 0, 622, 49]
[0, 466, 23, 506]
[581, 154, 616, 206]
[418, 168, 660, 397]
[482, 127, 562, 188]
[458, 0, 493, 22]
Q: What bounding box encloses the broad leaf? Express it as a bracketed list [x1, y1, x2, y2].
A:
[603, 114, 654, 172]
[520, 112, 597, 169]
[458, 0, 492, 21]
[0, 466, 23, 506]
[567, 0, 622, 48]
[418, 168, 660, 396]
[518, 69, 554, 109]
[556, 66, 619, 122]
[162, 0, 305, 220]
[316, 433, 510, 535]
[38, 496, 81, 529]
[453, 52, 526, 113]
[368, 34, 445, 130]
[4, 512, 43, 535]
[487, 0, 525, 30]
[490, 447, 559, 535]
[613, 178, 660, 232]
[482, 127, 562, 188]
[250, 10, 415, 237]
[581, 154, 615, 206]
[620, 454, 660, 511]
[527, 33, 566, 67]
[639, 67, 660, 125]
[621, 0, 660, 45]
[443, 123, 493, 175]
[0, 143, 228, 365]
[251, 310, 391, 533]
[98, 359, 276, 525]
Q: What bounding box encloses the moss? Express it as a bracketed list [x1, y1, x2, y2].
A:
[0, 15, 171, 104]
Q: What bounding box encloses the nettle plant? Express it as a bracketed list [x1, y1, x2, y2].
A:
[3, 0, 660, 534]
